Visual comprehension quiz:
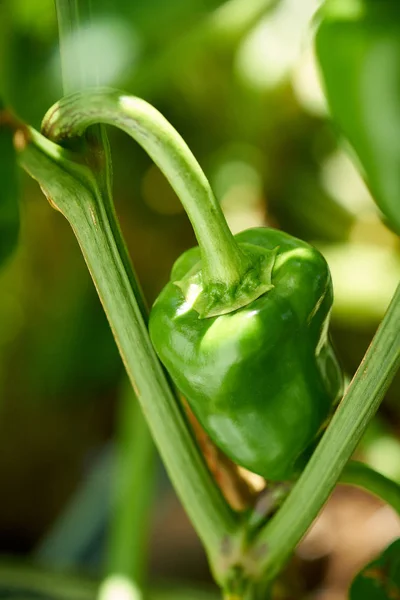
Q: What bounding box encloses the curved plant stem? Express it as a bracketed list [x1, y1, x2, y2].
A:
[17, 128, 241, 585]
[251, 282, 400, 582]
[339, 460, 400, 515]
[41, 88, 249, 288]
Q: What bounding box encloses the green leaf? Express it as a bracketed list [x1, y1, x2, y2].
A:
[0, 101, 20, 266]
[350, 538, 400, 600]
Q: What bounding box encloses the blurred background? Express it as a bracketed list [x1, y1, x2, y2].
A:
[0, 0, 399, 598]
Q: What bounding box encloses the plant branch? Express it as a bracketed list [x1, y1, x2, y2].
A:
[17, 128, 241, 584]
[251, 282, 400, 582]
[339, 460, 400, 515]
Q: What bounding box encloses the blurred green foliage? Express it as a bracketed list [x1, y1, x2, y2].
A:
[350, 538, 400, 600]
[0, 101, 20, 266]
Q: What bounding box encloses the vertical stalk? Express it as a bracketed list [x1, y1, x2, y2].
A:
[101, 381, 155, 600]
[54, 0, 156, 592]
[55, 0, 96, 94]
[19, 130, 241, 585]
[54, 0, 111, 196]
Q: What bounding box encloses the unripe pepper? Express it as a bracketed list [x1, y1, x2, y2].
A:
[0, 100, 20, 265]
[41, 88, 343, 482]
[315, 0, 400, 235]
[149, 228, 343, 481]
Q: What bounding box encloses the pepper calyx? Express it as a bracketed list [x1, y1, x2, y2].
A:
[174, 244, 279, 319]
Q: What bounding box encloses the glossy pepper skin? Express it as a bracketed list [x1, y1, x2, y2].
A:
[149, 228, 343, 481]
[315, 0, 400, 235]
[0, 101, 20, 265]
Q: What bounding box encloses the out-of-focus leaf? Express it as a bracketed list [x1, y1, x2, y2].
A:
[0, 101, 20, 267]
[350, 538, 400, 600]
[0, 561, 219, 600]
[320, 244, 400, 326]
[152, 587, 219, 600]
[105, 0, 230, 45]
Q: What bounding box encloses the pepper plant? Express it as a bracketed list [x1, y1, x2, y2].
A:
[1, 0, 400, 598]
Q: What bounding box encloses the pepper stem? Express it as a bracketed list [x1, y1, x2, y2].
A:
[41, 88, 277, 317]
[42, 88, 249, 286]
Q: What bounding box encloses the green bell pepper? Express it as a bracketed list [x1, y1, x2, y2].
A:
[39, 87, 343, 482]
[315, 0, 400, 235]
[149, 228, 343, 481]
[0, 100, 20, 265]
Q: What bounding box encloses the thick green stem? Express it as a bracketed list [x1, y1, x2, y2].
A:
[252, 282, 400, 582]
[41, 88, 249, 288]
[18, 128, 241, 584]
[339, 460, 400, 515]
